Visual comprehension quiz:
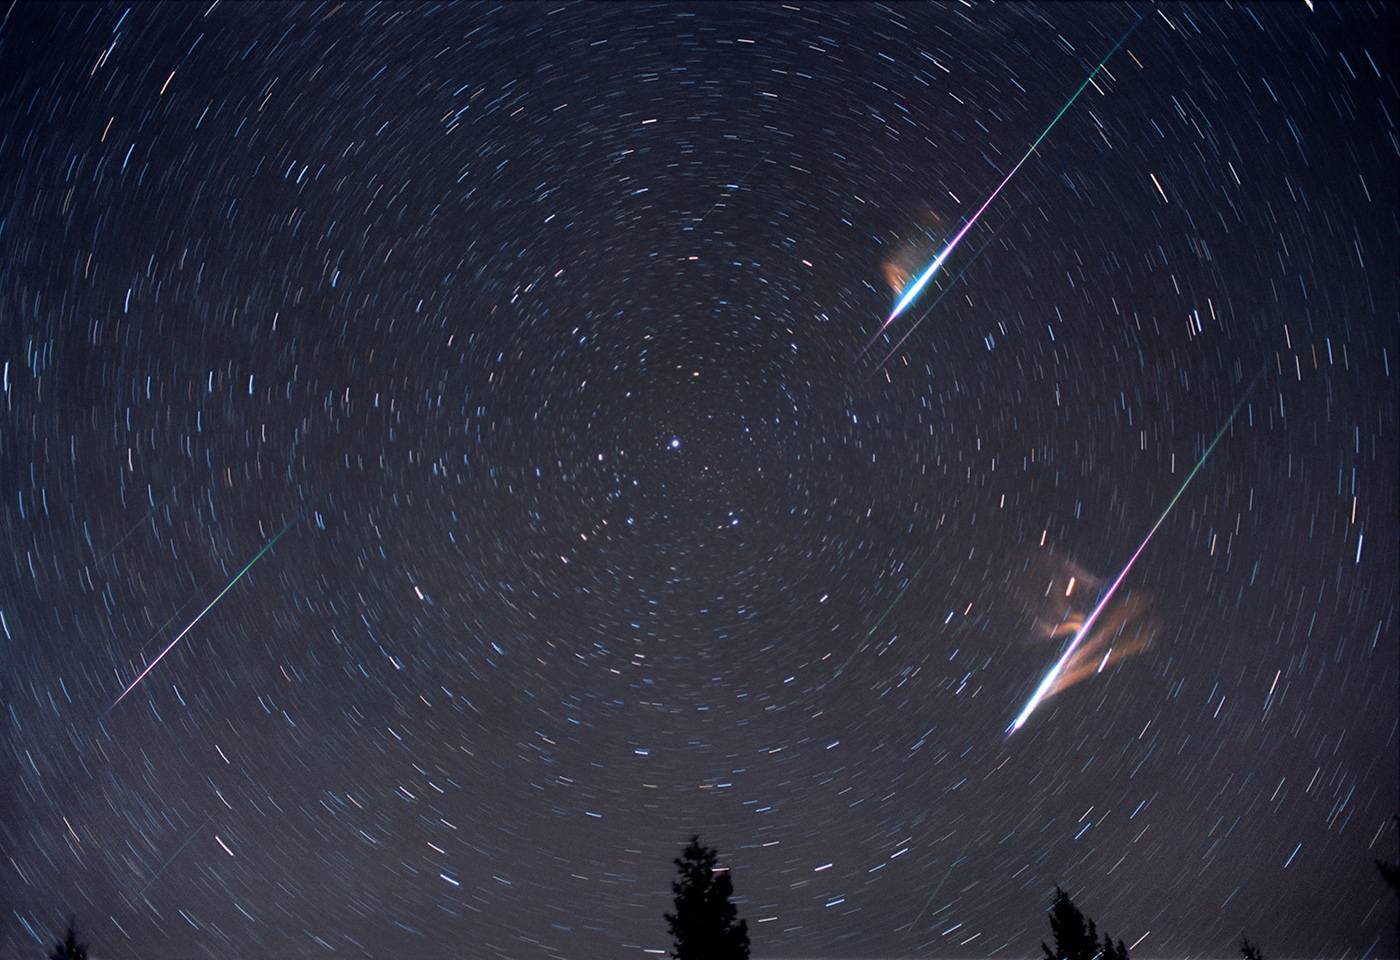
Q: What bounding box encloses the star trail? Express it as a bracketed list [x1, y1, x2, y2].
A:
[2, 4, 1396, 960]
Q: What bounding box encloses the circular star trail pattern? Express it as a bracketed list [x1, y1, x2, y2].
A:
[3, 4, 1397, 959]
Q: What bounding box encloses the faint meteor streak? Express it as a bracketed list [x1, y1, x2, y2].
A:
[132, 815, 212, 901]
[876, 16, 1142, 339]
[104, 515, 300, 713]
[1007, 380, 1258, 734]
[829, 552, 935, 683]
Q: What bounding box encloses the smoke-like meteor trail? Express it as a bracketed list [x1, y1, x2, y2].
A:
[104, 515, 301, 714]
[876, 16, 1141, 339]
[863, 220, 1008, 374]
[1007, 378, 1259, 734]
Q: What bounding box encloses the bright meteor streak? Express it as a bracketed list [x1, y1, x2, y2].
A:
[877, 16, 1142, 338]
[104, 515, 301, 714]
[1007, 380, 1258, 734]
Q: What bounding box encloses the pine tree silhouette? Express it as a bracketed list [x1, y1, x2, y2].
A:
[664, 836, 750, 960]
[47, 918, 87, 960]
[1377, 815, 1400, 952]
[1102, 931, 1129, 960]
[1239, 935, 1265, 960]
[1380, 857, 1400, 896]
[1041, 887, 1127, 960]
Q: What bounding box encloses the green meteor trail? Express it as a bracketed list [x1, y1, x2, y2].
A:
[104, 514, 301, 713]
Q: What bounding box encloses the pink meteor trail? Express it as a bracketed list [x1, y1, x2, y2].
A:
[1007, 383, 1256, 734]
[104, 516, 300, 714]
[875, 17, 1141, 342]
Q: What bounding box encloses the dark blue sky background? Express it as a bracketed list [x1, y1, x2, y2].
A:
[2, 3, 1396, 958]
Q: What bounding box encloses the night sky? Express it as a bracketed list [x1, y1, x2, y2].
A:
[3, 3, 1397, 959]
